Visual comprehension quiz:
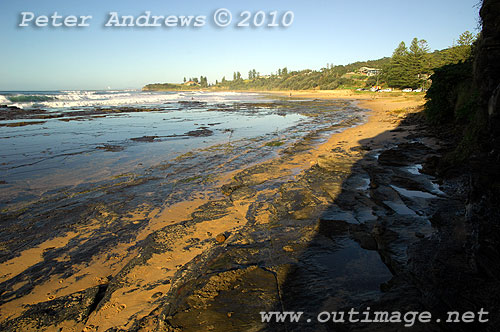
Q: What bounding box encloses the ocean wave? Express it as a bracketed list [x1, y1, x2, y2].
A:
[2, 90, 267, 109]
[0, 95, 10, 105]
[7, 95, 55, 103]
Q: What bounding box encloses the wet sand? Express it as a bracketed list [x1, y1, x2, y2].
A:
[266, 90, 426, 159]
[0, 92, 429, 331]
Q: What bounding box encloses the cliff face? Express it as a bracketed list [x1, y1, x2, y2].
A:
[466, 0, 500, 326]
[408, 2, 500, 330]
[474, 0, 500, 135]
[470, 0, 500, 276]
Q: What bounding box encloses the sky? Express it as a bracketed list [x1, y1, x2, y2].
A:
[0, 0, 481, 91]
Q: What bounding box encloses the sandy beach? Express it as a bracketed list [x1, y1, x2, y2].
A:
[0, 91, 430, 331]
[267, 89, 426, 149]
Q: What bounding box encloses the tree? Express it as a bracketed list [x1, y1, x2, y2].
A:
[406, 38, 431, 88]
[384, 41, 411, 88]
[445, 31, 477, 64]
[248, 69, 258, 80]
[183, 77, 186, 83]
[384, 38, 431, 89]
[199, 76, 208, 87]
[457, 30, 476, 46]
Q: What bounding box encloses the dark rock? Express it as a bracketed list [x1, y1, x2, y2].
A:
[422, 155, 440, 175]
[131, 136, 159, 142]
[163, 266, 279, 332]
[215, 233, 227, 244]
[0, 285, 105, 331]
[354, 232, 379, 250]
[96, 144, 124, 152]
[152, 292, 163, 299]
[318, 218, 351, 237]
[185, 128, 213, 137]
[378, 142, 432, 167]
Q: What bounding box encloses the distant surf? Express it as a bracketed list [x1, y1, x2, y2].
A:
[0, 90, 260, 109]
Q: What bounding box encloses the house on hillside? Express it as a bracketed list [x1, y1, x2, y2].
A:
[184, 80, 200, 86]
[358, 67, 381, 77]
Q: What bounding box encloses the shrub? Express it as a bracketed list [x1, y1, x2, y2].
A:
[424, 61, 474, 125]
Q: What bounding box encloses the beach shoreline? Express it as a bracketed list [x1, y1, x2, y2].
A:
[266, 89, 426, 150]
[0, 91, 430, 331]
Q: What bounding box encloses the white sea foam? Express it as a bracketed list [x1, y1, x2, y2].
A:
[0, 95, 10, 104]
[1, 90, 265, 109]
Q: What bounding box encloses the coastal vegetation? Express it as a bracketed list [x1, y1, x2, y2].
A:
[383, 32, 476, 90]
[423, 31, 481, 163]
[143, 31, 477, 93]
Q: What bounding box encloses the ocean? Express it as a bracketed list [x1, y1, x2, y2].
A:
[0, 90, 364, 210]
